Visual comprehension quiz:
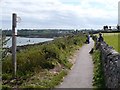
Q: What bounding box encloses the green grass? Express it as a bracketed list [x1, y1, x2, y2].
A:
[20, 70, 67, 88]
[92, 50, 105, 88]
[103, 33, 120, 53]
[2, 33, 86, 88]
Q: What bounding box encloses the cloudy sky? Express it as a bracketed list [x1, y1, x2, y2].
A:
[1, 0, 119, 29]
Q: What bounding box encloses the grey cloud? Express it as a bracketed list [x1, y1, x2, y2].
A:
[1, 0, 118, 29]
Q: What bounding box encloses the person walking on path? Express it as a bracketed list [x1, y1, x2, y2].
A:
[85, 34, 90, 44]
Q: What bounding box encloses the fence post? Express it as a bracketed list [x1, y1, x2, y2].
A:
[12, 13, 17, 78]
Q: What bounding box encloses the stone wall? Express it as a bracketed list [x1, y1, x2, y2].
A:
[99, 42, 120, 88]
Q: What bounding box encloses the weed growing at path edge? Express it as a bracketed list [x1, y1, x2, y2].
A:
[92, 50, 105, 88]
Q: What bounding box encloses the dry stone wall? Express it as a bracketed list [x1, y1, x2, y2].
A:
[99, 42, 120, 88]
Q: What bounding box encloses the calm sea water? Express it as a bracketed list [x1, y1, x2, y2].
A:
[4, 37, 53, 48]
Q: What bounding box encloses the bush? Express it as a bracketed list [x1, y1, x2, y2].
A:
[42, 44, 60, 60]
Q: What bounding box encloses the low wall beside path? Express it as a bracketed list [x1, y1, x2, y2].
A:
[99, 41, 120, 88]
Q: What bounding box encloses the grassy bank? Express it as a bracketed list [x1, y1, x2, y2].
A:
[2, 33, 86, 89]
[92, 50, 105, 88]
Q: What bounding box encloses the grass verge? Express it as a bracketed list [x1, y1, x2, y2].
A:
[92, 49, 105, 88]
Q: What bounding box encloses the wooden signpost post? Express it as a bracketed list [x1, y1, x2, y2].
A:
[12, 13, 17, 78]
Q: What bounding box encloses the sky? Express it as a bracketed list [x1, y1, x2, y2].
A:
[0, 0, 120, 30]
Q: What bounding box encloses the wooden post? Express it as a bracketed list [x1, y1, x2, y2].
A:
[12, 13, 17, 77]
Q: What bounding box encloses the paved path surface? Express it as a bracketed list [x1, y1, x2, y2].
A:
[58, 38, 94, 88]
